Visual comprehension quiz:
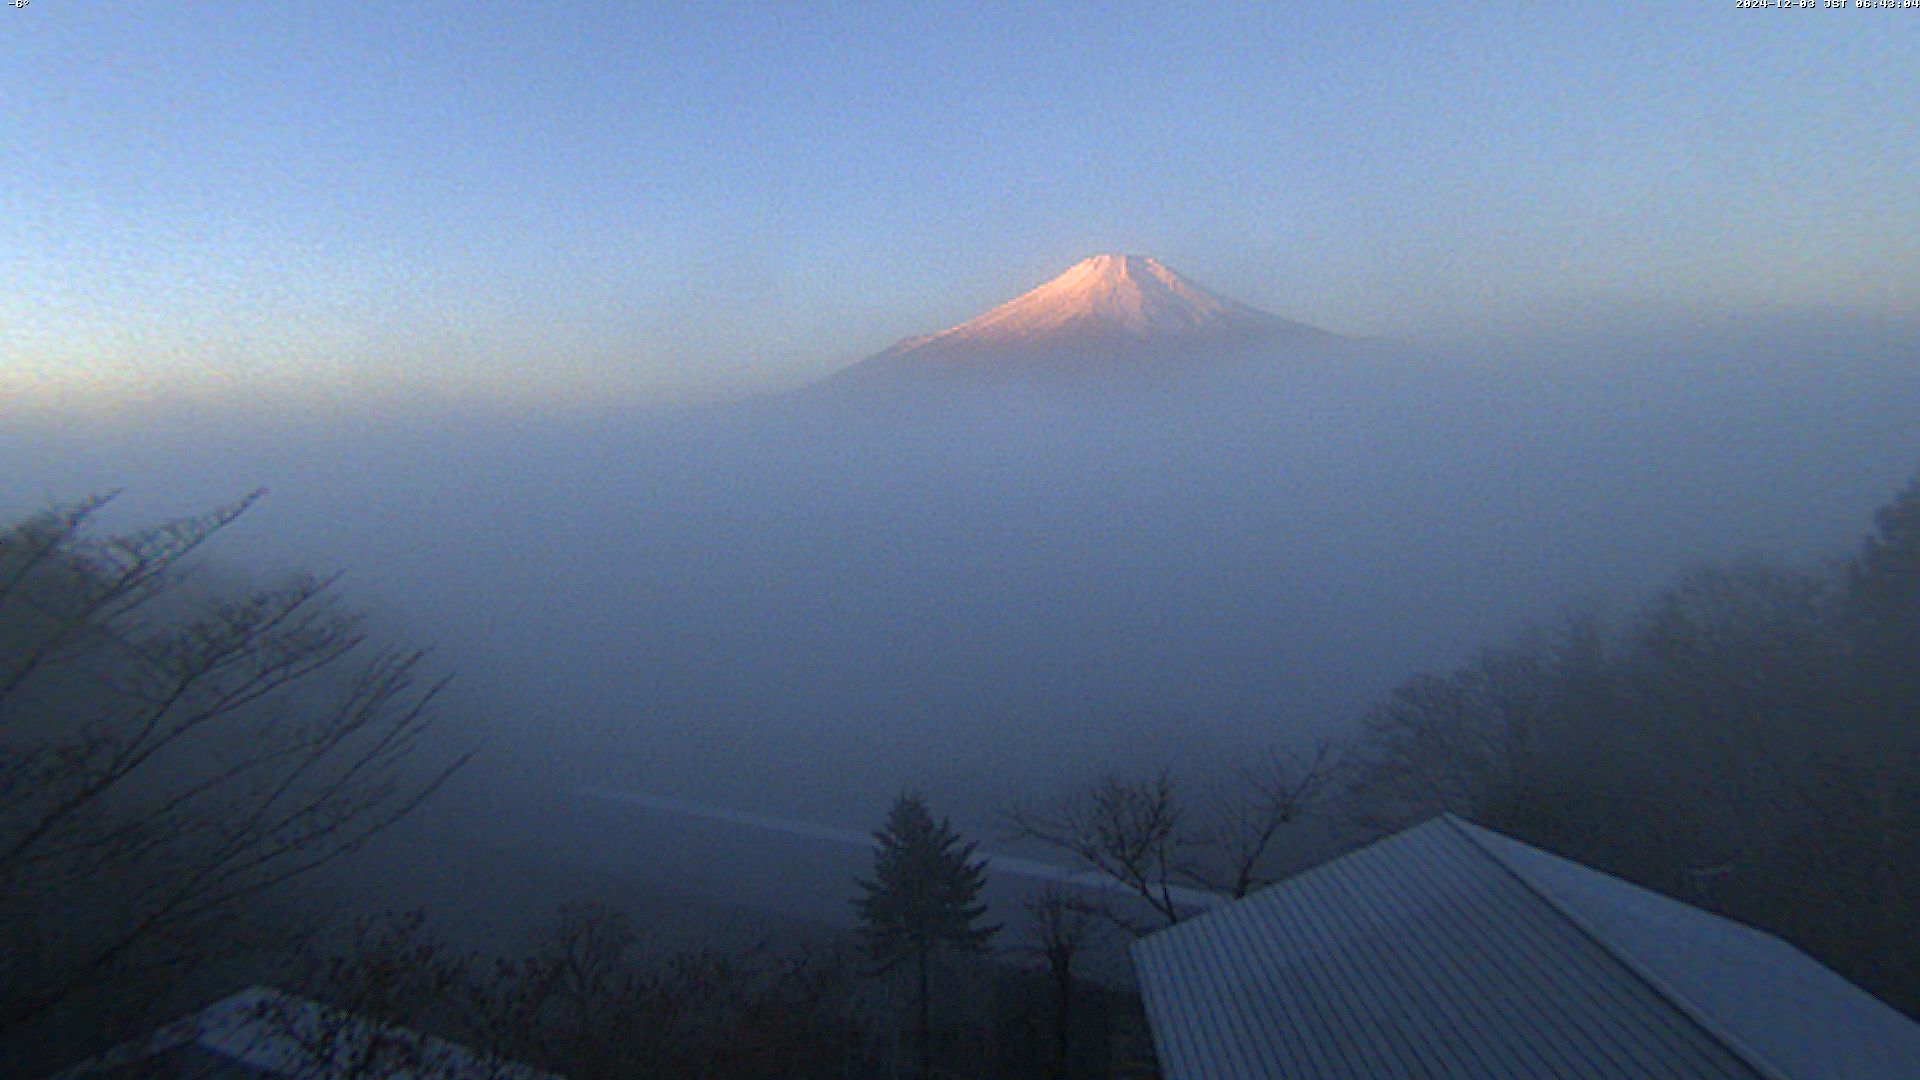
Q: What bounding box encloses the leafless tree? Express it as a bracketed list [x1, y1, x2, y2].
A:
[1199, 743, 1340, 900]
[256, 911, 531, 1080]
[1344, 529, 1920, 1017]
[1006, 772, 1192, 932]
[0, 494, 467, 1059]
[1014, 889, 1106, 1080]
[1005, 744, 1339, 933]
[299, 904, 884, 1080]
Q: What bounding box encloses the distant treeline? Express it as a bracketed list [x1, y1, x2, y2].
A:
[270, 904, 1143, 1080]
[1348, 471, 1920, 1016]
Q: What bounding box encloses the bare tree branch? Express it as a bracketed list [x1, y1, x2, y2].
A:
[1006, 749, 1332, 934]
[0, 494, 466, 1047]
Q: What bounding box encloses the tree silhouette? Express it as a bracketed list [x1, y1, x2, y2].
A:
[1848, 471, 1920, 713]
[853, 792, 995, 1079]
[0, 494, 464, 1071]
[1017, 889, 1105, 1080]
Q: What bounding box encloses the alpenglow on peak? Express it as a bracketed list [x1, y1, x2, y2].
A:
[818, 254, 1333, 387]
[880, 254, 1308, 358]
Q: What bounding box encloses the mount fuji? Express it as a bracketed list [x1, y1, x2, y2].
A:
[824, 254, 1336, 388]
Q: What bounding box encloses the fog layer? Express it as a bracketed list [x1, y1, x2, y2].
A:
[7, 309, 1918, 921]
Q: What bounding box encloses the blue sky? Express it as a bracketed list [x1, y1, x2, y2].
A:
[4, 1, 1916, 408]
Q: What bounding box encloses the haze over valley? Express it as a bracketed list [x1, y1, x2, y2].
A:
[8, 7, 1919, 1077]
[10, 255, 1917, 906]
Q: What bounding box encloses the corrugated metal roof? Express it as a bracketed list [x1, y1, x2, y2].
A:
[1132, 815, 1920, 1080]
[1460, 821, 1920, 1080]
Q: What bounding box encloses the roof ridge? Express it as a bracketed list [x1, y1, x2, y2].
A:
[1439, 814, 1789, 1080]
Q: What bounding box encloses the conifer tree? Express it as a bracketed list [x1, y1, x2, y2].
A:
[853, 792, 996, 1079]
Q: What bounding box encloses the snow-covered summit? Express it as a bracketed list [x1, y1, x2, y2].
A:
[888, 254, 1291, 356]
[817, 254, 1334, 389]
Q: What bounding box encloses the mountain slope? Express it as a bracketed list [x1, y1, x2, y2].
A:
[824, 254, 1334, 387]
